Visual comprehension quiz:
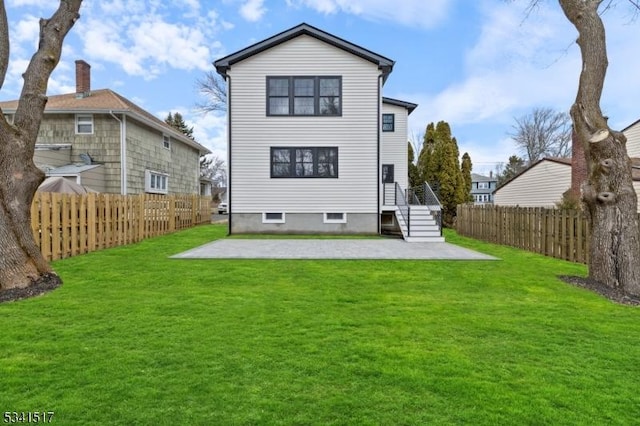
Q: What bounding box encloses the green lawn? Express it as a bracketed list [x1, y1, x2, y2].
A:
[1, 225, 639, 425]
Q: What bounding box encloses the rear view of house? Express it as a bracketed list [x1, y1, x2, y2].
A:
[215, 23, 442, 241]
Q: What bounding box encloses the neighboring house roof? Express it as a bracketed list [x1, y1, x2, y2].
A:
[622, 117, 640, 133]
[46, 164, 102, 175]
[471, 173, 497, 183]
[496, 156, 640, 194]
[496, 157, 571, 190]
[214, 22, 395, 82]
[382, 97, 417, 115]
[0, 89, 211, 156]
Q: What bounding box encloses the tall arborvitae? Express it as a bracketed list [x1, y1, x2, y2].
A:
[415, 120, 468, 226]
[461, 152, 473, 203]
[418, 123, 438, 187]
[408, 142, 421, 188]
[434, 121, 460, 225]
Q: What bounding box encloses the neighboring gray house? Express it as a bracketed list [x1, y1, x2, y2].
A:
[621, 118, 640, 212]
[214, 23, 442, 241]
[493, 117, 640, 210]
[471, 172, 498, 204]
[0, 60, 210, 195]
[493, 158, 572, 207]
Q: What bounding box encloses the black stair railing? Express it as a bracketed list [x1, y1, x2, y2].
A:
[395, 182, 410, 236]
[406, 182, 443, 235]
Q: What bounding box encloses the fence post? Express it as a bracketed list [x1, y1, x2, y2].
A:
[169, 195, 176, 232]
[191, 195, 198, 226]
[87, 193, 96, 252]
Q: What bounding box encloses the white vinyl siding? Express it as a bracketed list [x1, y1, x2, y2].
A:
[228, 35, 381, 214]
[380, 103, 409, 198]
[624, 121, 640, 158]
[634, 182, 640, 213]
[493, 160, 571, 207]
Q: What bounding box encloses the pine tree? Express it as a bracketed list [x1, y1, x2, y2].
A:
[497, 155, 526, 185]
[165, 112, 195, 140]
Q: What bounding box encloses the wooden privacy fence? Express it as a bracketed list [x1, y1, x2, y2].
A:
[31, 193, 212, 261]
[456, 205, 591, 264]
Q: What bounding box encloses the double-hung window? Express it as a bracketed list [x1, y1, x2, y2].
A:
[76, 114, 93, 134]
[382, 114, 395, 132]
[267, 76, 341, 116]
[145, 170, 169, 194]
[271, 147, 338, 178]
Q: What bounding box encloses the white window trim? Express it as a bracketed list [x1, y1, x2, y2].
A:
[323, 212, 347, 224]
[76, 114, 94, 135]
[262, 212, 285, 223]
[145, 169, 169, 194]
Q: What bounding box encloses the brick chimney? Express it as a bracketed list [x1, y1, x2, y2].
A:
[75, 60, 91, 97]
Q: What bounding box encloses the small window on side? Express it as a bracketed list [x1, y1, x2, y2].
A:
[262, 212, 285, 223]
[382, 114, 395, 132]
[76, 114, 94, 134]
[324, 212, 347, 223]
[145, 170, 169, 194]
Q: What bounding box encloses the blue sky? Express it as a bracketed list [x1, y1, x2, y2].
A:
[2, 0, 639, 175]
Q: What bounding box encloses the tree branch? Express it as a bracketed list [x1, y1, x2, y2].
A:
[14, 0, 82, 140]
[195, 70, 227, 114]
[0, 0, 9, 91]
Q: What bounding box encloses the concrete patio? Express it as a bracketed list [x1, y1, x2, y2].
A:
[171, 238, 498, 260]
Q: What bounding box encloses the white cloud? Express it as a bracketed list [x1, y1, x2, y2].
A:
[74, 9, 219, 79]
[11, 15, 39, 44]
[7, 0, 51, 7]
[239, 0, 267, 22]
[458, 136, 518, 175]
[406, 0, 640, 167]
[286, 0, 453, 28]
[157, 104, 227, 156]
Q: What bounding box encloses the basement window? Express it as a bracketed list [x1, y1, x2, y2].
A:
[262, 212, 285, 223]
[324, 212, 347, 223]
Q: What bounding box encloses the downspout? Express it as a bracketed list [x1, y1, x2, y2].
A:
[377, 74, 383, 236]
[226, 75, 232, 236]
[110, 111, 127, 195]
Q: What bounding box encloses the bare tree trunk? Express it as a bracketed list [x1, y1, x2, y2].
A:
[0, 0, 82, 291]
[559, 0, 640, 296]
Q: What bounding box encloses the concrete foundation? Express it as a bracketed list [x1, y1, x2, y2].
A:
[231, 213, 378, 235]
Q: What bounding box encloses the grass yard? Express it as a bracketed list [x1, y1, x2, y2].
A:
[1, 224, 640, 425]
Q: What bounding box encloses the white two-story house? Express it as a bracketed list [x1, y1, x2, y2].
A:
[214, 23, 442, 241]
